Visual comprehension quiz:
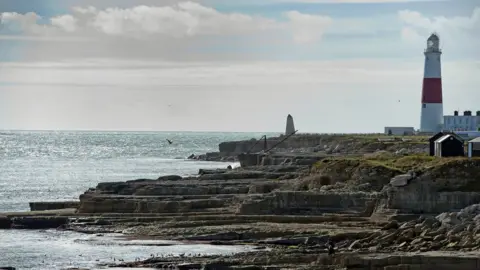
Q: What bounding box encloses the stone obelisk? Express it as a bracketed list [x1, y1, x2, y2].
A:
[285, 114, 295, 136]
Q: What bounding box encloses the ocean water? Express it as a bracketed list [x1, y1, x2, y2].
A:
[0, 131, 270, 269]
[0, 230, 257, 270]
[0, 131, 271, 212]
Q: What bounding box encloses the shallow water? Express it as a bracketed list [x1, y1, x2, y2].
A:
[0, 131, 271, 269]
[1, 229, 256, 269]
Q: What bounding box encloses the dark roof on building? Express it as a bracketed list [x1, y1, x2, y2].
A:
[430, 132, 464, 142]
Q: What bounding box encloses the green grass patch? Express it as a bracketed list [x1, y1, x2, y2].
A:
[315, 154, 472, 174]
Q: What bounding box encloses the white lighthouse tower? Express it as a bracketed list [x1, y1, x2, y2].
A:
[420, 33, 444, 133]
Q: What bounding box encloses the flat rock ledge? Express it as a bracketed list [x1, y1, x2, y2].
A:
[111, 251, 480, 270]
[3, 153, 480, 269]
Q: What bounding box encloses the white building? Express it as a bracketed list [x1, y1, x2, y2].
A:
[467, 137, 480, 158]
[443, 110, 480, 132]
[384, 127, 415, 135]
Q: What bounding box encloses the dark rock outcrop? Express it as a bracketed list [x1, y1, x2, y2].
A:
[11, 216, 69, 229]
[29, 201, 79, 211]
[0, 216, 12, 229]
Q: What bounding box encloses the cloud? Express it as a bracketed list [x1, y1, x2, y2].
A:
[398, 7, 480, 43]
[0, 2, 330, 41]
[283, 0, 439, 2]
[204, 0, 440, 3]
[0, 2, 336, 61]
[0, 12, 44, 34]
[1, 58, 478, 132]
[50, 15, 78, 33]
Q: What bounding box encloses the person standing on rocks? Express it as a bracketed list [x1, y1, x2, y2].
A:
[327, 240, 335, 255]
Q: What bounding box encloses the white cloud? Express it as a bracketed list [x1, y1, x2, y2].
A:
[0, 2, 336, 61]
[0, 12, 43, 34]
[398, 7, 480, 43]
[0, 2, 329, 40]
[50, 15, 78, 33]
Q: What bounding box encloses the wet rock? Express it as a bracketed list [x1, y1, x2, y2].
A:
[29, 201, 79, 211]
[202, 262, 232, 270]
[0, 216, 12, 229]
[11, 216, 69, 229]
[125, 178, 156, 183]
[262, 237, 307, 246]
[185, 232, 242, 241]
[94, 219, 112, 226]
[158, 175, 183, 181]
[177, 263, 203, 270]
[198, 169, 228, 175]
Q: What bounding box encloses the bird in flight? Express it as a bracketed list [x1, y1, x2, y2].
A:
[166, 139, 173, 145]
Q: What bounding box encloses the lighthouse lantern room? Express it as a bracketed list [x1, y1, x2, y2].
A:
[420, 33, 444, 133]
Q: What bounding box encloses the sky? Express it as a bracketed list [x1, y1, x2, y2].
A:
[0, 0, 478, 133]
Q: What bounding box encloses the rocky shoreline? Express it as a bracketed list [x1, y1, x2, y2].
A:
[2, 134, 480, 270]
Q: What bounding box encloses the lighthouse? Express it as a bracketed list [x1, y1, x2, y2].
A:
[420, 33, 444, 133]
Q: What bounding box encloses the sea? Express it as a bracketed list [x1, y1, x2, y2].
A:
[0, 131, 273, 270]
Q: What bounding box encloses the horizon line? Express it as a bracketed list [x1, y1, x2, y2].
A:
[0, 129, 390, 135]
[0, 129, 283, 134]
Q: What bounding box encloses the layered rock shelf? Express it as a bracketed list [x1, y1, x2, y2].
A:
[29, 201, 79, 211]
[190, 134, 430, 162]
[2, 134, 480, 269]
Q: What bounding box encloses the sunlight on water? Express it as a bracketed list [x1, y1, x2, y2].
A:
[0, 131, 271, 269]
[1, 230, 256, 270]
[0, 131, 268, 212]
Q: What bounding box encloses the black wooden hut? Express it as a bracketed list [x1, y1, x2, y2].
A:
[434, 134, 465, 157]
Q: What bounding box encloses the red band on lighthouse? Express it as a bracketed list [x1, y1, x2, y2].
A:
[421, 78, 443, 103]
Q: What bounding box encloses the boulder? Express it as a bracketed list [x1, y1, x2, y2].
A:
[436, 212, 462, 227]
[390, 174, 413, 187]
